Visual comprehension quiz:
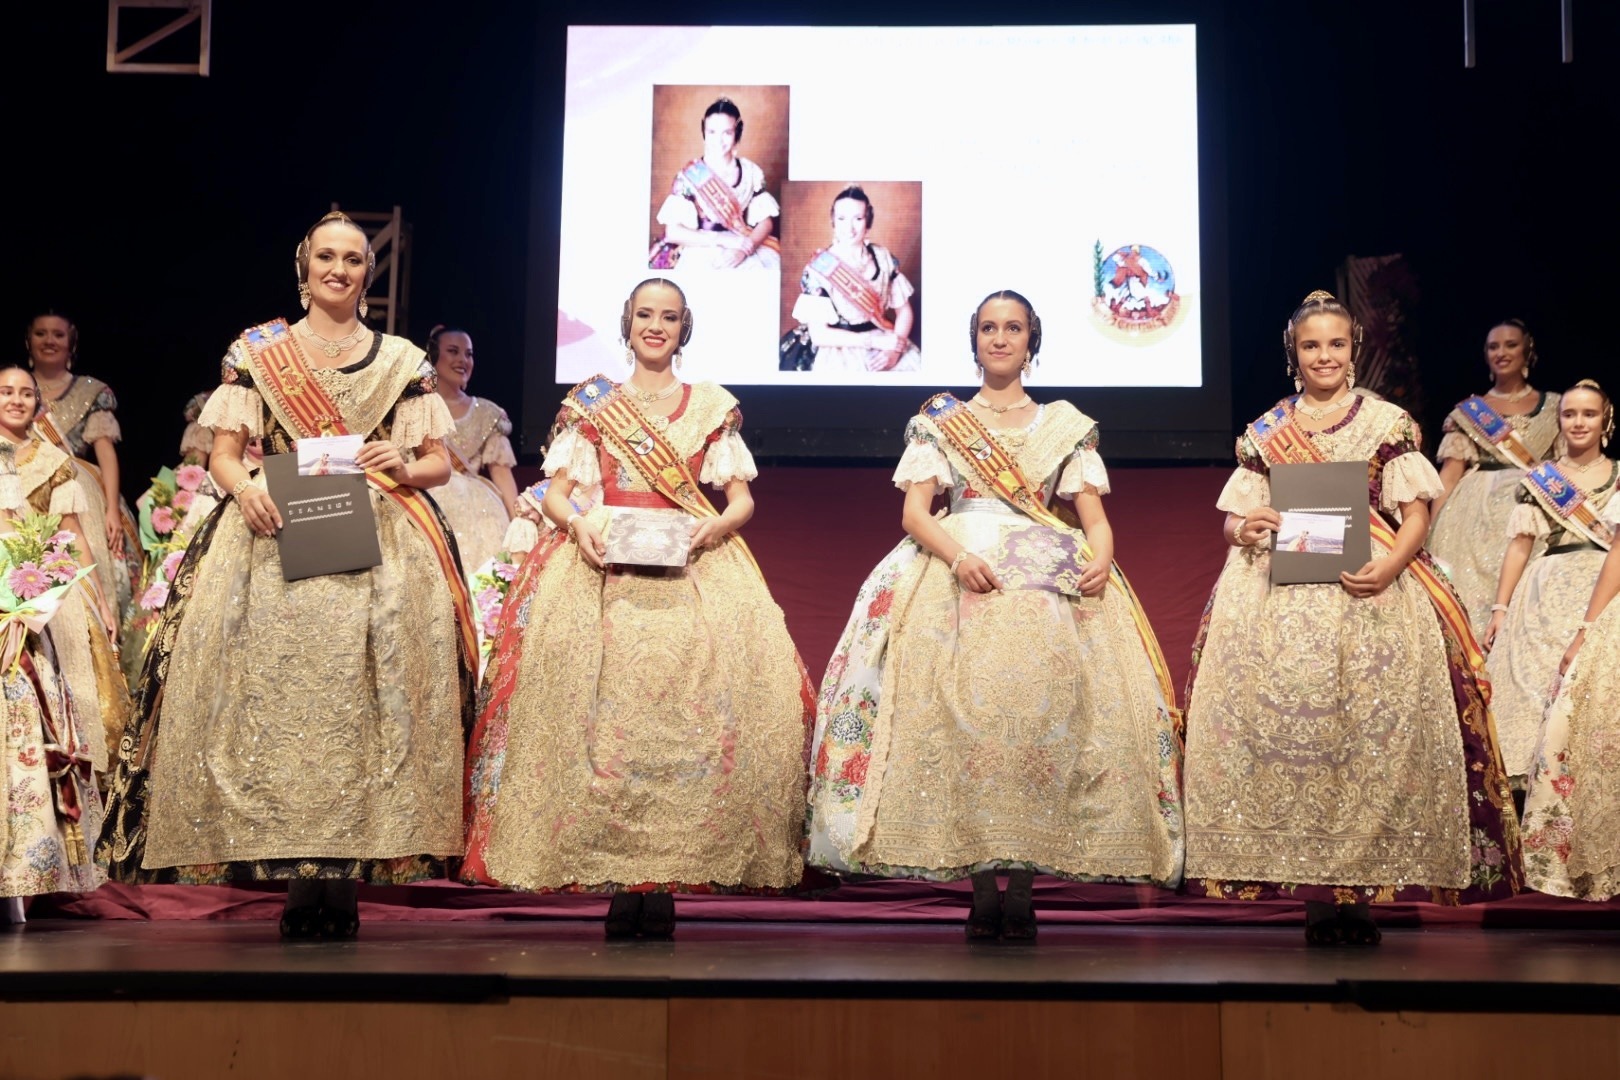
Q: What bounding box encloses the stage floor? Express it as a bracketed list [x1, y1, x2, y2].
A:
[5, 920, 1616, 1013]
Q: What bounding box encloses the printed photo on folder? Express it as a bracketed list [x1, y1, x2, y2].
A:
[263, 452, 382, 581]
[1268, 461, 1369, 585]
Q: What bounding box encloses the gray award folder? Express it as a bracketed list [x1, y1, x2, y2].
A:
[263, 452, 382, 581]
[1268, 461, 1370, 585]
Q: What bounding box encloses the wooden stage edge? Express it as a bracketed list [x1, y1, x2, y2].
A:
[2, 923, 1617, 1079]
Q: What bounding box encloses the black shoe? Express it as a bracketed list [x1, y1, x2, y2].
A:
[279, 906, 322, 940]
[317, 906, 360, 940]
[638, 893, 676, 939]
[964, 906, 1002, 942]
[605, 893, 642, 939]
[999, 873, 1037, 943]
[1335, 905, 1382, 947]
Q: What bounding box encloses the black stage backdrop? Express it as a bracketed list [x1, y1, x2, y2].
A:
[9, 0, 1617, 498]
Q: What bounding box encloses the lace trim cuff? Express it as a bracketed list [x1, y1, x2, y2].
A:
[1216, 466, 1270, 514]
[49, 478, 92, 516]
[542, 428, 600, 486]
[82, 410, 122, 445]
[502, 515, 540, 556]
[1381, 451, 1445, 510]
[390, 393, 455, 451]
[196, 383, 264, 438]
[1505, 502, 1549, 540]
[1436, 429, 1479, 465]
[892, 441, 953, 491]
[699, 430, 759, 488]
[481, 435, 518, 470]
[179, 422, 214, 461]
[1056, 448, 1110, 497]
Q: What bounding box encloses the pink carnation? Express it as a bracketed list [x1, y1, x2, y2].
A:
[175, 464, 208, 492]
[7, 563, 51, 600]
[139, 580, 170, 610]
[172, 489, 196, 511]
[151, 506, 177, 535]
[161, 550, 185, 582]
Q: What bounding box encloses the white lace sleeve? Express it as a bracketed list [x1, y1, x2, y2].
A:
[196, 383, 264, 438]
[1057, 447, 1110, 497]
[699, 429, 759, 488]
[792, 293, 837, 326]
[1505, 501, 1550, 540]
[887, 270, 916, 309]
[390, 393, 455, 451]
[82, 410, 122, 444]
[1216, 467, 1270, 514]
[893, 440, 953, 491]
[179, 421, 214, 461]
[1436, 428, 1479, 465]
[655, 193, 698, 230]
[501, 515, 540, 556]
[1602, 495, 1620, 527]
[49, 477, 91, 517]
[541, 426, 600, 487]
[1381, 451, 1445, 511]
[745, 190, 781, 225]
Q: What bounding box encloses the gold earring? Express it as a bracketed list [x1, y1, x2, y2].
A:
[1347, 363, 1356, 390]
[298, 283, 311, 310]
[1521, 364, 1529, 378]
[358, 296, 369, 319]
[1021, 356, 1032, 375]
[674, 349, 683, 373]
[624, 346, 635, 366]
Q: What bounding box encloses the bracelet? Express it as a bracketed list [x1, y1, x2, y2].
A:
[230, 477, 252, 498]
[949, 551, 971, 574]
[1231, 519, 1247, 546]
[564, 512, 582, 537]
[1490, 603, 1509, 613]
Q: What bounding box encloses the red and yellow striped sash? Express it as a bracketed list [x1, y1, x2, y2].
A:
[921, 393, 1183, 727]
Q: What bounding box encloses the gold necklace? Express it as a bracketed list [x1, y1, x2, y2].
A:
[1559, 455, 1610, 481]
[971, 393, 1033, 414]
[1487, 384, 1535, 402]
[297, 318, 368, 359]
[1295, 393, 1353, 420]
[627, 378, 682, 405]
[35, 371, 73, 399]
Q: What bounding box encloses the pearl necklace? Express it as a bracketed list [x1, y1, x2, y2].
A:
[971, 393, 1033, 414]
[1487, 384, 1535, 403]
[1295, 393, 1353, 420]
[627, 378, 682, 405]
[297, 318, 368, 359]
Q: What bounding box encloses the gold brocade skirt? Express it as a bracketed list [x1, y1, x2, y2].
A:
[1184, 542, 1474, 891]
[468, 505, 811, 892]
[135, 489, 466, 871]
[434, 470, 510, 576]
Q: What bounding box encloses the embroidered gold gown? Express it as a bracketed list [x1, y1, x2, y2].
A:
[96, 328, 473, 884]
[0, 446, 105, 898]
[4, 439, 128, 775]
[1184, 395, 1520, 904]
[805, 402, 1183, 884]
[1486, 463, 1617, 780]
[463, 381, 812, 892]
[1429, 393, 1562, 635]
[1521, 546, 1620, 901]
[435, 396, 516, 575]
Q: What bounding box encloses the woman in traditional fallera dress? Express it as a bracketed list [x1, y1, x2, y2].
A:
[783, 186, 919, 373]
[0, 365, 109, 923]
[1521, 530, 1620, 901]
[424, 325, 518, 575]
[25, 311, 142, 626]
[805, 289, 1184, 941]
[463, 278, 813, 939]
[1183, 291, 1520, 946]
[1429, 320, 1562, 635]
[649, 97, 780, 271]
[96, 212, 475, 939]
[1482, 380, 1616, 786]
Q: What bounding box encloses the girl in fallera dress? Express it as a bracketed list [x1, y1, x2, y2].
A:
[0, 365, 110, 923]
[1481, 380, 1616, 788]
[462, 278, 813, 939]
[1182, 291, 1520, 946]
[423, 325, 518, 576]
[1429, 320, 1562, 635]
[650, 97, 781, 271]
[96, 211, 476, 940]
[805, 289, 1184, 941]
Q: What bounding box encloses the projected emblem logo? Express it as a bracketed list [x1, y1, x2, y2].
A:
[1092, 242, 1183, 337]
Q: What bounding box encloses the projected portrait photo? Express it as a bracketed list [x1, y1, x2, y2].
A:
[647, 85, 789, 273]
[777, 180, 923, 374]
